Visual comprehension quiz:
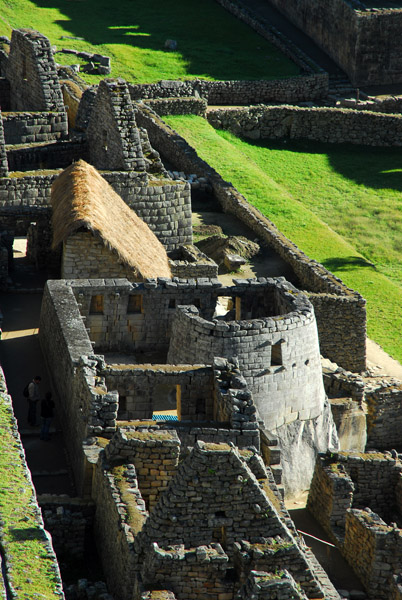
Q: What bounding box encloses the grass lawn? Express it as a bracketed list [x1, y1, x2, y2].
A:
[164, 114, 402, 363]
[0, 392, 62, 598]
[0, 0, 299, 84]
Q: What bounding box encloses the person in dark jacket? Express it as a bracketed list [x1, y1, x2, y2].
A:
[40, 391, 55, 441]
[27, 375, 41, 426]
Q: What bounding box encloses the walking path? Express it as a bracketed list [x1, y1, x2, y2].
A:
[0, 242, 74, 496]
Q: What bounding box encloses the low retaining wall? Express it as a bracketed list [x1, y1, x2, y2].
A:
[137, 104, 366, 372]
[206, 104, 402, 146]
[130, 73, 328, 105]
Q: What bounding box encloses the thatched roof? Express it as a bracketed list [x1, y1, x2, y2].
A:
[51, 160, 172, 279]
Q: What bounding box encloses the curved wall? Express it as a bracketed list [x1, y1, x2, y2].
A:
[168, 280, 326, 430]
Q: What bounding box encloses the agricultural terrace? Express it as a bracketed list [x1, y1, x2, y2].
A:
[164, 115, 402, 364]
[0, 0, 299, 84]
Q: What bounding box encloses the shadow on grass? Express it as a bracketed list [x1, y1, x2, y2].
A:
[29, 0, 299, 81]
[245, 138, 402, 193]
[321, 256, 376, 272]
[9, 527, 47, 542]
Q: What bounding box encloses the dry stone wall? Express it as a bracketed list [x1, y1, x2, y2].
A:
[129, 74, 328, 105]
[92, 453, 147, 599]
[69, 278, 218, 355]
[104, 428, 180, 513]
[343, 508, 402, 600]
[267, 0, 402, 86]
[87, 79, 145, 172]
[62, 233, 139, 281]
[167, 279, 326, 432]
[6, 29, 65, 111]
[0, 113, 7, 177]
[136, 105, 366, 372]
[102, 365, 213, 422]
[143, 97, 207, 117]
[0, 77, 10, 110]
[39, 496, 95, 563]
[0, 170, 192, 251]
[6, 139, 85, 173]
[237, 570, 308, 600]
[141, 543, 233, 600]
[207, 105, 402, 147]
[2, 110, 68, 144]
[365, 382, 402, 449]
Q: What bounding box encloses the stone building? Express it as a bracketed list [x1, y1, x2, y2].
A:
[308, 450, 402, 600]
[51, 160, 171, 281]
[39, 276, 338, 499]
[2, 20, 400, 600]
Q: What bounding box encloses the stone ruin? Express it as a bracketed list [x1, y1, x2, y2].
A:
[0, 16, 401, 600]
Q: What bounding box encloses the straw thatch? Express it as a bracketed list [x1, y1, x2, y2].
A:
[51, 160, 172, 279]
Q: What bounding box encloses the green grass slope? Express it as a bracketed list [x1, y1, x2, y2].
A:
[0, 0, 299, 84]
[0, 383, 62, 598]
[164, 115, 402, 363]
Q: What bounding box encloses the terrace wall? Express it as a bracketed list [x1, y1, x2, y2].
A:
[206, 105, 402, 147]
[129, 74, 328, 105]
[137, 105, 366, 372]
[266, 0, 402, 86]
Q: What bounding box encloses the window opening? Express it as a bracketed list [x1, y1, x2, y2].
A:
[127, 294, 142, 314]
[271, 341, 283, 366]
[152, 384, 181, 422]
[89, 295, 104, 314]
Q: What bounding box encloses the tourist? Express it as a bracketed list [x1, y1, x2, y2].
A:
[40, 392, 55, 441]
[27, 375, 41, 426]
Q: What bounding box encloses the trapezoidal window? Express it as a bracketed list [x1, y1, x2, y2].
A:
[271, 341, 283, 366]
[152, 384, 181, 422]
[127, 294, 142, 314]
[102, 129, 108, 151]
[89, 294, 104, 314]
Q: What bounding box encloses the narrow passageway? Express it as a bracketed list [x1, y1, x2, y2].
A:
[0, 239, 74, 496]
[286, 496, 366, 599]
